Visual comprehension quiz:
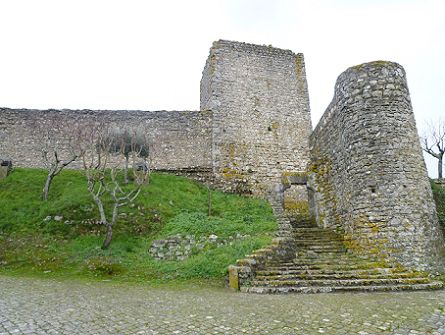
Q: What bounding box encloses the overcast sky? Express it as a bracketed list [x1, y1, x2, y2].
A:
[0, 0, 443, 176]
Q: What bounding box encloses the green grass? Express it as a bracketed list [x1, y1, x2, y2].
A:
[432, 180, 445, 226]
[0, 168, 276, 282]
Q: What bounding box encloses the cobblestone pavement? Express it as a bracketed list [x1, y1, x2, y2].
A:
[1, 276, 445, 334]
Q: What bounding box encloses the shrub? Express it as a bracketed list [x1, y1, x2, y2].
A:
[85, 256, 125, 276]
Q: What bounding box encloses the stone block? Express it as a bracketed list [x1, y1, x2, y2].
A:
[227, 265, 239, 290]
[0, 160, 12, 179]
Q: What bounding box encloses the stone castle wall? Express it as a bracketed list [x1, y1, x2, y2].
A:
[309, 61, 444, 270]
[0, 108, 212, 177]
[0, 40, 443, 272]
[201, 40, 312, 197]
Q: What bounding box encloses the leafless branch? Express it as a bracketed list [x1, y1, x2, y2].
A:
[422, 119, 445, 179]
[35, 115, 83, 200]
[79, 124, 151, 249]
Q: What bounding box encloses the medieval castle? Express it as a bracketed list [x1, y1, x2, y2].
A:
[1, 40, 444, 292]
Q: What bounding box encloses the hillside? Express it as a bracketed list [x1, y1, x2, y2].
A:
[0, 168, 276, 282]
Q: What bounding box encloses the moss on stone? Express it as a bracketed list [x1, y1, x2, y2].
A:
[283, 199, 309, 216]
[222, 167, 245, 180]
[281, 171, 308, 186]
[351, 60, 392, 71]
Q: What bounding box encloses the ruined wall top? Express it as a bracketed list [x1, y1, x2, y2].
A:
[313, 61, 409, 138]
[212, 39, 299, 57]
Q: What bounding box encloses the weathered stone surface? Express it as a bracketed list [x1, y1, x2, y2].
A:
[149, 233, 249, 261]
[0, 159, 12, 179]
[200, 40, 312, 198]
[0, 109, 213, 180]
[309, 61, 444, 271]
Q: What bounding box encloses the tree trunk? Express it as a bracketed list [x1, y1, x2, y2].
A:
[102, 223, 113, 249]
[41, 173, 55, 201]
[124, 155, 129, 184]
[102, 203, 119, 249]
[439, 155, 443, 179]
[93, 194, 107, 224]
[207, 185, 212, 216]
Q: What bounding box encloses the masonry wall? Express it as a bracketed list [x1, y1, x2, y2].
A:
[0, 108, 212, 177]
[309, 61, 444, 270]
[201, 40, 312, 198]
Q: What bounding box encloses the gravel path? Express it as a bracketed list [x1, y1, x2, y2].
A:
[1, 275, 445, 334]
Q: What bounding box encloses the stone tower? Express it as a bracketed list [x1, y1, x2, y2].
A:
[200, 40, 312, 199]
[309, 61, 444, 270]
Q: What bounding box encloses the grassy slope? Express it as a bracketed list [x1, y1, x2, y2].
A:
[0, 168, 276, 282]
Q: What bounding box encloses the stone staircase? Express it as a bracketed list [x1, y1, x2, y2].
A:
[229, 199, 443, 294]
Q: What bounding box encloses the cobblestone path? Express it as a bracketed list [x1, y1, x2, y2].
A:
[1, 276, 445, 334]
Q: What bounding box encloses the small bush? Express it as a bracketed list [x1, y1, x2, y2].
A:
[85, 256, 125, 276]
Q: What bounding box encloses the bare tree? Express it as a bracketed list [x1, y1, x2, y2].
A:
[422, 120, 445, 179]
[36, 118, 81, 200]
[81, 124, 150, 249]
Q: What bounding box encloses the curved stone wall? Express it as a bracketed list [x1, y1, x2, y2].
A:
[309, 61, 444, 270]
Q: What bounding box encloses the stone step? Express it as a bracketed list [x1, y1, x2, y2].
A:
[292, 233, 342, 238]
[292, 234, 342, 240]
[291, 227, 338, 231]
[292, 228, 339, 232]
[241, 282, 444, 294]
[266, 261, 382, 269]
[295, 247, 346, 253]
[295, 251, 347, 256]
[292, 232, 340, 237]
[292, 225, 317, 229]
[293, 239, 344, 244]
[254, 272, 424, 281]
[294, 241, 345, 246]
[236, 212, 441, 294]
[262, 263, 392, 271]
[273, 258, 371, 266]
[256, 267, 402, 276]
[251, 277, 431, 288]
[292, 254, 348, 260]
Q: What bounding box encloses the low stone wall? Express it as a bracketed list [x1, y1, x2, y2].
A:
[227, 236, 296, 290]
[149, 233, 250, 261]
[309, 61, 444, 270]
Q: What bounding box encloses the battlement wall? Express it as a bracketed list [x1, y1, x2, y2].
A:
[201, 40, 312, 197]
[0, 108, 212, 177]
[309, 61, 444, 270]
